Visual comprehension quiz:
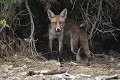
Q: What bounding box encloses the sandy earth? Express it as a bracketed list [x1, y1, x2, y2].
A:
[0, 51, 120, 80]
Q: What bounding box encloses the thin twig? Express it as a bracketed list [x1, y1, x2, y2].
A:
[89, 0, 103, 41]
[25, 0, 38, 55]
[72, 0, 77, 10]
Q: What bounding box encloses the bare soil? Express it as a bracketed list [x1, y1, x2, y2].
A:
[0, 51, 120, 80]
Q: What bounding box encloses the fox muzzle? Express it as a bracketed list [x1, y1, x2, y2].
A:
[56, 28, 62, 34]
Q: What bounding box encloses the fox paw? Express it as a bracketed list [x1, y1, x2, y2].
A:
[87, 55, 94, 66]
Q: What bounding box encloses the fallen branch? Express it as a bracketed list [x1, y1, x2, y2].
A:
[80, 74, 92, 77]
[95, 74, 118, 80]
[27, 69, 67, 76]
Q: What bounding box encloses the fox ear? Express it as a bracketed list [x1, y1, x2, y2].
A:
[47, 9, 55, 19]
[60, 8, 67, 19]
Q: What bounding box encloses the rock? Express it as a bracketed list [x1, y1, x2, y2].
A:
[33, 74, 45, 80]
[23, 76, 32, 80]
[23, 74, 45, 80]
[8, 70, 14, 76]
[109, 56, 115, 61]
[1, 73, 7, 78]
[74, 75, 81, 80]
[1, 64, 9, 72]
[17, 72, 27, 76]
[118, 74, 120, 79]
[0, 78, 4, 80]
[117, 63, 120, 67]
[69, 62, 78, 66]
[53, 71, 75, 80]
[21, 65, 28, 70]
[23, 58, 32, 64]
[6, 77, 21, 80]
[8, 65, 13, 69]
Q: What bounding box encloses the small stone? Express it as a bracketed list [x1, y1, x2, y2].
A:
[8, 65, 13, 69]
[6, 77, 21, 80]
[24, 58, 32, 64]
[2, 73, 7, 77]
[8, 70, 14, 76]
[33, 74, 45, 80]
[23, 76, 32, 80]
[1, 64, 9, 72]
[21, 65, 28, 70]
[117, 63, 120, 67]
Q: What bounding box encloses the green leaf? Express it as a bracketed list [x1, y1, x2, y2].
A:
[2, 11, 6, 17]
[4, 5, 8, 10]
[0, 0, 3, 3]
[0, 19, 9, 28]
[17, 0, 23, 3]
[4, 0, 10, 10]
[14, 0, 17, 4]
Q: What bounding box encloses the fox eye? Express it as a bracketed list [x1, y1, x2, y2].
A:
[59, 21, 64, 24]
[52, 22, 57, 25]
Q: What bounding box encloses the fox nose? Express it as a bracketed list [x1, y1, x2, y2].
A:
[56, 28, 61, 32]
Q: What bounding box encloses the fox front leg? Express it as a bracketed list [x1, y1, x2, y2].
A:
[49, 39, 53, 52]
[58, 36, 63, 62]
[48, 37, 53, 59]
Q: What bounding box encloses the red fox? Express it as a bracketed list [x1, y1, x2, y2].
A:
[47, 9, 93, 65]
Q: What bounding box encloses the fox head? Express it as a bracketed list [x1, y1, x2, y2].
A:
[47, 9, 67, 34]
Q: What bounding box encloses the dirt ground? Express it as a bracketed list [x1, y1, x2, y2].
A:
[0, 50, 120, 80]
